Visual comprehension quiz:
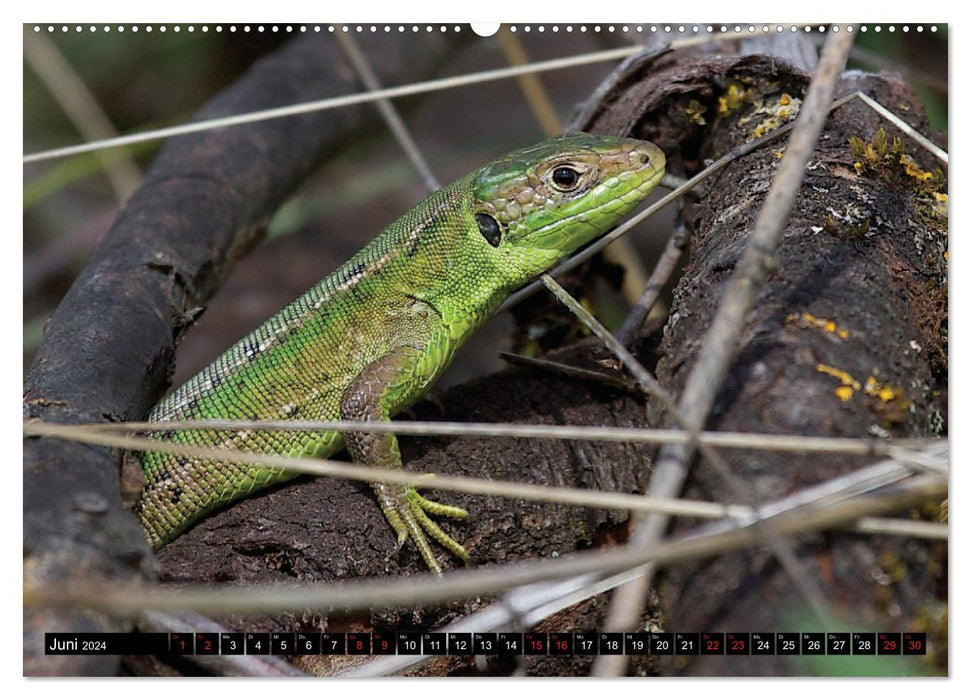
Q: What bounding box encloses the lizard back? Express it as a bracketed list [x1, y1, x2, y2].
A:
[138, 174, 489, 546]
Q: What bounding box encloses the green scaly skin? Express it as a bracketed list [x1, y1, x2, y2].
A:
[137, 132, 666, 574]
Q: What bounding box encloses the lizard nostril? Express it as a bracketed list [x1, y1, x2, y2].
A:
[629, 149, 651, 169]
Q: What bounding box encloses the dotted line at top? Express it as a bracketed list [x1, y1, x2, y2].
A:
[31, 24, 940, 35]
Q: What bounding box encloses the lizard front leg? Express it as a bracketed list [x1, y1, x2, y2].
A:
[340, 345, 469, 575]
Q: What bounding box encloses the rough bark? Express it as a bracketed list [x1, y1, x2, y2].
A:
[584, 50, 947, 675]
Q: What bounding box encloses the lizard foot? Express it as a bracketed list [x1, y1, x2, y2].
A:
[373, 483, 469, 575]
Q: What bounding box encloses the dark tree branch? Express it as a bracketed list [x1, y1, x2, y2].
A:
[23, 32, 465, 676]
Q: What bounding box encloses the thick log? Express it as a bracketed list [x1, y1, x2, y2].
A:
[586, 49, 947, 675]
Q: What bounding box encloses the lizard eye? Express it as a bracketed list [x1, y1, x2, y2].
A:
[475, 213, 502, 247]
[551, 166, 581, 191]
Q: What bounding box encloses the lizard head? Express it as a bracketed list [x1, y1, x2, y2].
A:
[470, 132, 665, 278]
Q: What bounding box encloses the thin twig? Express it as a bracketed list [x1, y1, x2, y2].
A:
[851, 91, 948, 164]
[24, 418, 944, 465]
[850, 517, 948, 540]
[614, 219, 689, 346]
[23, 45, 646, 164]
[595, 25, 858, 677]
[499, 351, 643, 394]
[25, 33, 748, 166]
[25, 464, 943, 617]
[334, 27, 441, 192]
[23, 419, 946, 539]
[23, 32, 141, 201]
[540, 275, 674, 403]
[20, 420, 757, 519]
[496, 28, 563, 136]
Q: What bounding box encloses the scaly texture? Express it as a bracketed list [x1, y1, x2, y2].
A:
[137, 132, 665, 573]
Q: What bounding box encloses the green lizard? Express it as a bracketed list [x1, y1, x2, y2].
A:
[136, 132, 665, 574]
